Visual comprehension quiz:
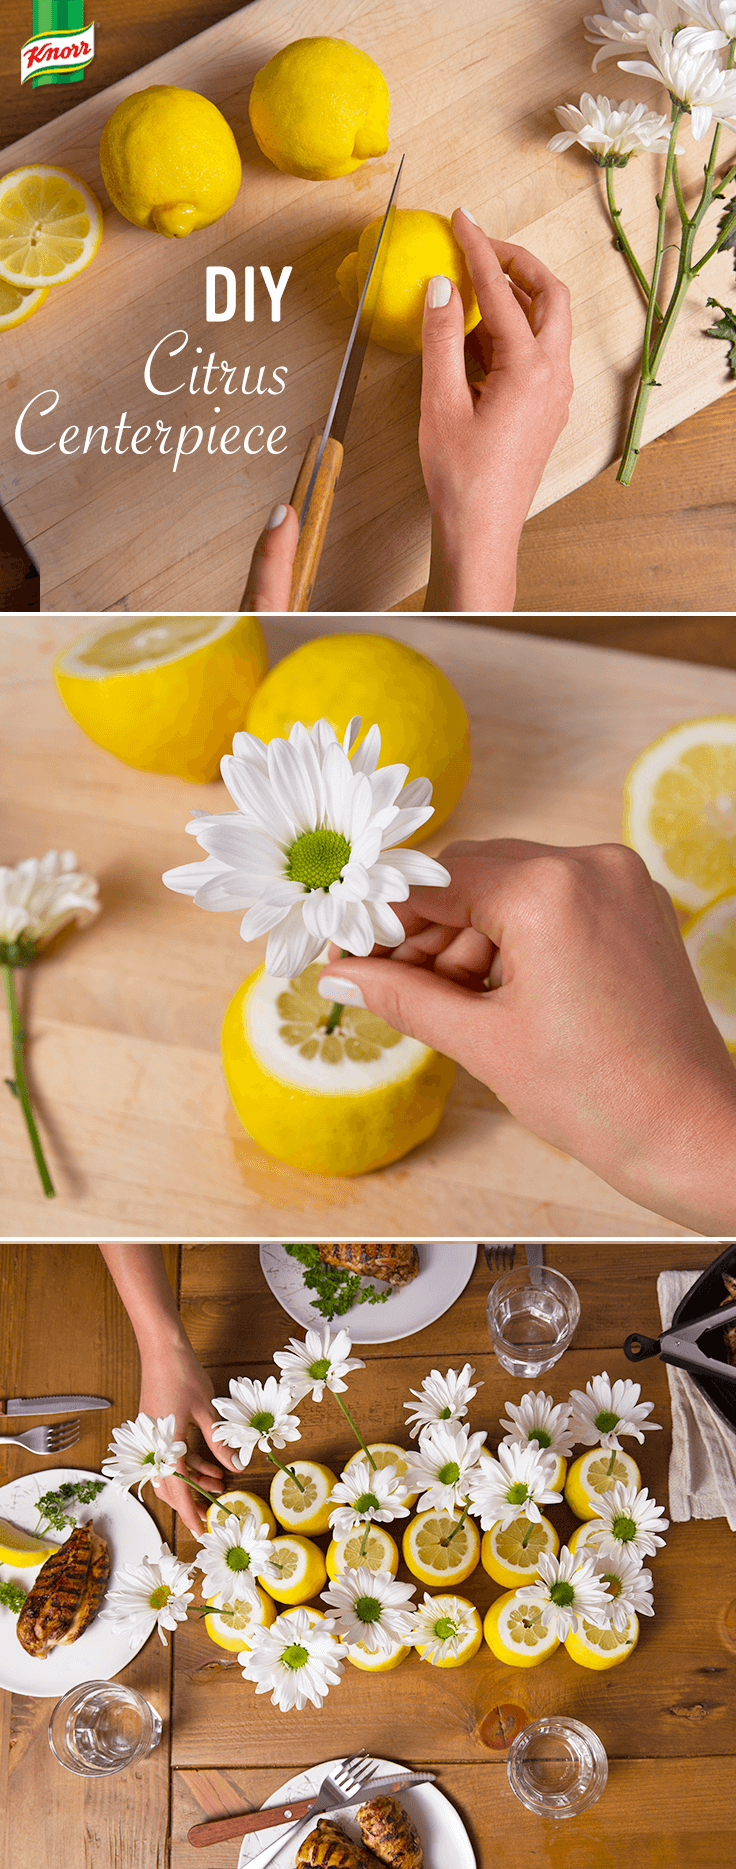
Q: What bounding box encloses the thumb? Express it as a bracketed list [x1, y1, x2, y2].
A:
[420, 275, 473, 419]
[242, 502, 299, 611]
[317, 953, 496, 1079]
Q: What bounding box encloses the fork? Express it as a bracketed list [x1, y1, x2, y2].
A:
[484, 1242, 515, 1275]
[0, 1420, 80, 1455]
[242, 1752, 377, 1868]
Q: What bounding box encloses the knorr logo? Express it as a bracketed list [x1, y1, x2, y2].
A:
[22, 5, 95, 88]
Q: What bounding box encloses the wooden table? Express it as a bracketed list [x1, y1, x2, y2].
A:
[2, 1243, 735, 1869]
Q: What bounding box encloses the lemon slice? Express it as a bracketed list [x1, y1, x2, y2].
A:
[0, 278, 49, 331]
[258, 1533, 327, 1605]
[344, 1443, 419, 1507]
[0, 1515, 59, 1567]
[624, 716, 736, 912]
[325, 1526, 399, 1580]
[402, 1510, 480, 1587]
[567, 1520, 605, 1558]
[565, 1608, 639, 1671]
[483, 1590, 560, 1668]
[0, 166, 103, 286]
[54, 614, 267, 783]
[204, 1583, 275, 1652]
[205, 1489, 277, 1538]
[415, 1593, 483, 1668]
[481, 1514, 560, 1589]
[564, 1451, 641, 1521]
[682, 889, 736, 1051]
[270, 1461, 337, 1535]
[345, 1634, 411, 1671]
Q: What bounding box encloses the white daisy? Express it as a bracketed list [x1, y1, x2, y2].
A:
[99, 1545, 194, 1647]
[567, 1372, 661, 1449]
[619, 26, 736, 140]
[192, 1512, 279, 1607]
[404, 1421, 488, 1515]
[584, 1, 695, 70]
[162, 717, 451, 978]
[499, 1390, 576, 1460]
[549, 93, 684, 161]
[101, 1412, 187, 1498]
[239, 1605, 344, 1711]
[589, 1480, 669, 1563]
[0, 849, 99, 958]
[523, 1547, 613, 1642]
[591, 1547, 655, 1628]
[320, 1565, 416, 1655]
[273, 1325, 365, 1403]
[466, 1441, 562, 1531]
[327, 1458, 409, 1540]
[403, 1365, 482, 1440]
[688, 0, 736, 32]
[211, 1377, 301, 1468]
[411, 1592, 477, 1665]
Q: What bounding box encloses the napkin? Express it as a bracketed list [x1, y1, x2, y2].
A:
[657, 1270, 736, 1533]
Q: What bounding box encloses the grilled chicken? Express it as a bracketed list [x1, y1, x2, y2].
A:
[357, 1799, 423, 1869]
[296, 1819, 384, 1867]
[317, 1245, 419, 1287]
[16, 1524, 110, 1658]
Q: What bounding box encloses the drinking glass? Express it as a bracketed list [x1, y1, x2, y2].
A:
[486, 1265, 580, 1377]
[507, 1717, 608, 1818]
[48, 1680, 162, 1776]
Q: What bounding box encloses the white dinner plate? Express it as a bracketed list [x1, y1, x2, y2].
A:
[259, 1244, 478, 1343]
[0, 1468, 164, 1698]
[237, 1754, 476, 1869]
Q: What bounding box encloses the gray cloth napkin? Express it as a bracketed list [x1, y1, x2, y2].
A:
[657, 1270, 736, 1532]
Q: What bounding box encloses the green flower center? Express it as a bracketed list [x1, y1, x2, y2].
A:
[355, 1493, 379, 1514]
[595, 1410, 620, 1434]
[149, 1584, 172, 1609]
[142, 1450, 156, 1466]
[250, 1411, 275, 1432]
[549, 1580, 575, 1607]
[355, 1595, 381, 1625]
[439, 1406, 453, 1419]
[611, 1513, 637, 1544]
[507, 1482, 530, 1505]
[529, 1427, 552, 1448]
[602, 1573, 622, 1598]
[434, 1616, 458, 1641]
[281, 1642, 309, 1670]
[308, 1358, 331, 1380]
[438, 1461, 460, 1486]
[226, 1547, 250, 1572]
[286, 829, 352, 891]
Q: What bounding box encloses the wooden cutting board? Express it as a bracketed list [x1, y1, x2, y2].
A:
[1, 0, 734, 614]
[2, 614, 735, 1239]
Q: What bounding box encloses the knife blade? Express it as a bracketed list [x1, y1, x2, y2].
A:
[524, 1242, 545, 1291]
[187, 1770, 435, 1848]
[4, 1394, 112, 1416]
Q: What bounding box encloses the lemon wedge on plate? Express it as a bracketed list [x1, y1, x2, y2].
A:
[269, 1460, 337, 1535]
[325, 1526, 399, 1579]
[624, 717, 736, 911]
[0, 1514, 59, 1566]
[481, 1513, 560, 1590]
[564, 1450, 641, 1521]
[0, 278, 48, 332]
[0, 166, 103, 286]
[683, 888, 736, 1051]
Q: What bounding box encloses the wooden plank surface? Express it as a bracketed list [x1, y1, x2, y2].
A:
[1, 0, 735, 613]
[4, 614, 736, 1239]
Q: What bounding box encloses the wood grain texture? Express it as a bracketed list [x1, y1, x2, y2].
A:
[1, 0, 735, 613]
[4, 614, 736, 1239]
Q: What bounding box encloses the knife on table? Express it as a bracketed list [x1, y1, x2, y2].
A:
[187, 1770, 435, 1848]
[241, 155, 404, 615]
[3, 1394, 112, 1415]
[524, 1243, 545, 1291]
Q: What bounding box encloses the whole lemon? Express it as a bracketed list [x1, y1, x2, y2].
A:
[337, 208, 481, 354]
[249, 37, 389, 180]
[100, 86, 242, 238]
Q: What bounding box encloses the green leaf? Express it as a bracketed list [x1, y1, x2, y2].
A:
[704, 297, 736, 376]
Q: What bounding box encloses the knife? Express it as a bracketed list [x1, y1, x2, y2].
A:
[187, 1770, 435, 1848]
[524, 1243, 545, 1291]
[3, 1394, 112, 1416]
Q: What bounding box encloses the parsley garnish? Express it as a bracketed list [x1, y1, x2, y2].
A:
[34, 1478, 105, 1532]
[0, 1580, 28, 1614]
[283, 1245, 393, 1320]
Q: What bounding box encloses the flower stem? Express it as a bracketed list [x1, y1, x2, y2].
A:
[324, 949, 349, 1035]
[1, 962, 55, 1198]
[605, 166, 663, 319]
[359, 1520, 371, 1556]
[617, 107, 686, 485]
[606, 1449, 618, 1477]
[173, 1468, 222, 1505]
[521, 1518, 534, 1550]
[267, 1451, 305, 1492]
[440, 1498, 471, 1547]
[332, 1390, 376, 1468]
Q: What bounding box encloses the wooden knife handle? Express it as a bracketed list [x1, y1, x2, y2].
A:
[288, 434, 344, 612]
[187, 1795, 315, 1847]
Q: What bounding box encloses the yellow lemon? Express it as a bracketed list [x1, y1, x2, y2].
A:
[345, 1633, 411, 1670]
[205, 1489, 277, 1538]
[682, 888, 736, 1051]
[204, 1582, 276, 1651]
[325, 1526, 399, 1579]
[564, 1450, 642, 1522]
[100, 86, 241, 237]
[54, 614, 266, 782]
[483, 1590, 560, 1669]
[337, 208, 481, 355]
[0, 1515, 59, 1567]
[415, 1594, 482, 1668]
[623, 716, 736, 912]
[567, 1520, 605, 1558]
[344, 1443, 420, 1507]
[402, 1510, 480, 1588]
[0, 166, 102, 287]
[222, 962, 455, 1177]
[249, 38, 389, 180]
[269, 1460, 338, 1534]
[565, 1608, 639, 1671]
[480, 1514, 560, 1590]
[0, 278, 49, 332]
[258, 1533, 327, 1604]
[246, 633, 471, 848]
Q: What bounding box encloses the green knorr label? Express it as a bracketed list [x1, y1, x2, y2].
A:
[22, 3, 95, 88]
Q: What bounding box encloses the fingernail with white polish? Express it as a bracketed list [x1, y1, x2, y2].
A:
[317, 977, 367, 1009]
[267, 502, 288, 528]
[427, 274, 452, 310]
[458, 206, 478, 224]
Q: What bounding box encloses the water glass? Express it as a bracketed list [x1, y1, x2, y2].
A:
[486, 1264, 580, 1377]
[507, 1717, 608, 1818]
[48, 1680, 162, 1776]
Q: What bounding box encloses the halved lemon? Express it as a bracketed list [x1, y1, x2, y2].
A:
[483, 1590, 560, 1669]
[54, 614, 267, 782]
[402, 1510, 480, 1587]
[564, 1450, 641, 1521]
[258, 1533, 327, 1605]
[344, 1443, 420, 1507]
[415, 1593, 482, 1668]
[0, 1515, 59, 1567]
[205, 1489, 277, 1538]
[345, 1634, 411, 1671]
[623, 716, 736, 912]
[565, 1608, 639, 1671]
[270, 1460, 338, 1534]
[480, 1514, 560, 1590]
[0, 166, 103, 286]
[682, 889, 736, 1051]
[325, 1526, 399, 1579]
[567, 1520, 604, 1558]
[204, 1583, 275, 1652]
[0, 278, 48, 332]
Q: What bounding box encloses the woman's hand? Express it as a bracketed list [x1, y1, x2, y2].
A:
[242, 502, 299, 611]
[138, 1336, 240, 1537]
[419, 210, 574, 612]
